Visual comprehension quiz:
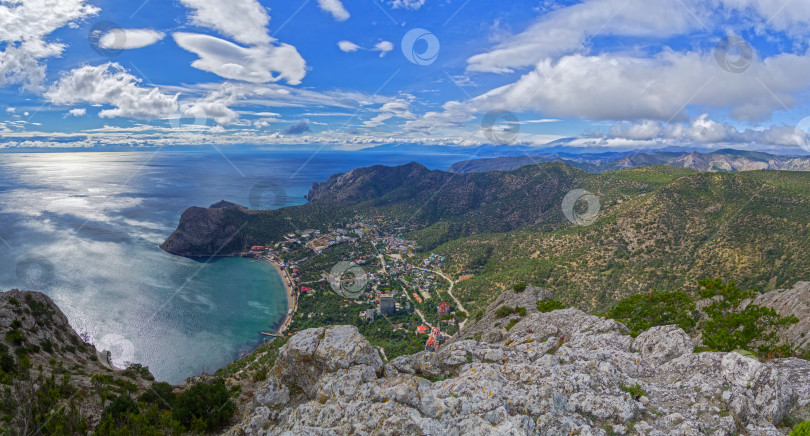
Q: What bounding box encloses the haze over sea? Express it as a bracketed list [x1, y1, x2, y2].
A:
[0, 149, 465, 383]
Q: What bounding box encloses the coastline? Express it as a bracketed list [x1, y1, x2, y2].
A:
[266, 257, 297, 336]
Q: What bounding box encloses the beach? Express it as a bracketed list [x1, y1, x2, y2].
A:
[266, 257, 298, 335]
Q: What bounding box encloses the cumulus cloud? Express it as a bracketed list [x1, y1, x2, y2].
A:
[374, 41, 394, 57]
[602, 114, 810, 150]
[180, 85, 241, 124]
[364, 100, 415, 127]
[338, 41, 361, 52]
[173, 32, 306, 85]
[45, 63, 178, 119]
[460, 0, 810, 123]
[5, 107, 15, 113]
[284, 120, 311, 134]
[68, 108, 87, 117]
[98, 29, 166, 50]
[338, 40, 394, 57]
[459, 49, 810, 122]
[179, 0, 271, 45]
[388, 0, 426, 10]
[0, 0, 100, 90]
[317, 0, 350, 21]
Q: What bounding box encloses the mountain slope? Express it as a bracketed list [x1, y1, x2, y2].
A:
[449, 149, 810, 174]
[440, 169, 810, 311]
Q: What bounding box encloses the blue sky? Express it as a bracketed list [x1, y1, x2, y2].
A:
[2, 0, 810, 154]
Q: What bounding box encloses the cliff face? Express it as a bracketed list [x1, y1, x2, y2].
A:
[0, 290, 155, 431]
[226, 311, 810, 435]
[160, 201, 252, 257]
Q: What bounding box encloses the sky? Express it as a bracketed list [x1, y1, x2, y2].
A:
[3, 0, 810, 154]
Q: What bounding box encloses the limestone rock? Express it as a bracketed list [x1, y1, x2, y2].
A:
[227, 309, 810, 436]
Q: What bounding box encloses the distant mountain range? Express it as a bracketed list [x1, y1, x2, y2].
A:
[449, 149, 810, 174]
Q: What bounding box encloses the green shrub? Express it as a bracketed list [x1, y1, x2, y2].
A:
[4, 330, 25, 346]
[607, 290, 696, 337]
[0, 353, 16, 374]
[515, 307, 527, 317]
[495, 306, 514, 318]
[173, 379, 236, 431]
[253, 367, 269, 382]
[513, 283, 527, 293]
[536, 299, 566, 313]
[698, 279, 798, 355]
[103, 395, 139, 422]
[620, 383, 646, 400]
[138, 382, 176, 410]
[791, 421, 810, 436]
[505, 319, 520, 331]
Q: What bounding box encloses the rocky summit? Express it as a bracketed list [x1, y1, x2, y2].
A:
[226, 310, 810, 436]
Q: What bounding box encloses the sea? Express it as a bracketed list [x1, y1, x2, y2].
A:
[0, 148, 468, 383]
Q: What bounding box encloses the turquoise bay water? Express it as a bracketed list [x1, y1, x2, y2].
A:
[0, 149, 465, 383]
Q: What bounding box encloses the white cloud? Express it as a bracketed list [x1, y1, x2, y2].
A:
[338, 41, 361, 52]
[603, 114, 810, 150]
[98, 29, 166, 50]
[181, 85, 241, 124]
[338, 40, 394, 57]
[317, 0, 350, 21]
[364, 100, 415, 127]
[467, 0, 696, 73]
[374, 41, 394, 57]
[173, 32, 306, 85]
[45, 63, 178, 119]
[5, 107, 15, 113]
[466, 0, 810, 74]
[179, 0, 271, 45]
[462, 50, 810, 122]
[388, 0, 426, 10]
[0, 0, 100, 90]
[716, 0, 810, 38]
[68, 108, 87, 117]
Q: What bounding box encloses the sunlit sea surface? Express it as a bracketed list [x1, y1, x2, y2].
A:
[0, 149, 465, 383]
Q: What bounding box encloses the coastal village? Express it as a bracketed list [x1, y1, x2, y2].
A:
[243, 216, 469, 357]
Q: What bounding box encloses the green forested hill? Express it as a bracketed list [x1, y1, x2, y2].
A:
[438, 168, 810, 313]
[163, 162, 810, 313]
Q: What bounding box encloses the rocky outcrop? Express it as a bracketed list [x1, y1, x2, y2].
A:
[160, 201, 252, 257]
[226, 310, 810, 435]
[753, 282, 810, 352]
